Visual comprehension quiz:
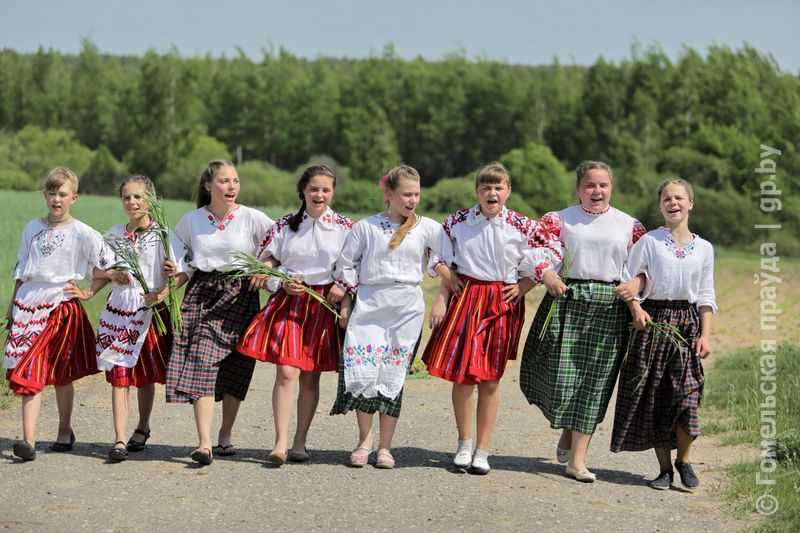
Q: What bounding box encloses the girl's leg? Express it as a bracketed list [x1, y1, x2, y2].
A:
[377, 412, 399, 452]
[271, 365, 301, 454]
[475, 380, 500, 451]
[452, 383, 474, 440]
[21, 392, 43, 446]
[558, 429, 573, 451]
[111, 386, 130, 445]
[54, 383, 74, 442]
[567, 431, 593, 471]
[192, 396, 214, 452]
[675, 426, 694, 463]
[355, 409, 374, 450]
[134, 383, 156, 436]
[292, 371, 321, 453]
[217, 393, 242, 447]
[654, 447, 673, 472]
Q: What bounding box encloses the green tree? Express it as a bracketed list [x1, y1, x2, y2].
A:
[82, 145, 128, 195]
[500, 142, 571, 215]
[10, 126, 93, 183]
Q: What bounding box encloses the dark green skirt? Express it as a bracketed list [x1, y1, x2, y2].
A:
[519, 280, 629, 434]
[329, 356, 403, 418]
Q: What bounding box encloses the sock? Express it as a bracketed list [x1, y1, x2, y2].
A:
[473, 448, 489, 462]
[457, 439, 472, 454]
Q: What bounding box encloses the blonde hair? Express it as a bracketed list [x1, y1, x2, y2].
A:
[383, 165, 420, 249]
[575, 160, 613, 186]
[475, 162, 511, 188]
[43, 166, 79, 193]
[657, 178, 694, 202]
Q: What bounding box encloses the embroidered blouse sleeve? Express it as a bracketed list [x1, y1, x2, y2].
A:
[174, 213, 196, 276]
[334, 221, 365, 291]
[526, 212, 563, 282]
[696, 242, 717, 313]
[629, 218, 646, 251]
[12, 224, 34, 280]
[257, 220, 284, 262]
[250, 210, 274, 256]
[167, 229, 190, 275]
[80, 226, 107, 278]
[622, 235, 653, 300]
[426, 219, 454, 277]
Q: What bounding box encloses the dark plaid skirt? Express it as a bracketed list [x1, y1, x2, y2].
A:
[610, 300, 704, 452]
[330, 354, 403, 418]
[166, 270, 259, 403]
[519, 280, 629, 435]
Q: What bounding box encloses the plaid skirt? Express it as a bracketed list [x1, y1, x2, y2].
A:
[610, 300, 704, 452]
[330, 354, 404, 418]
[519, 280, 629, 435]
[166, 270, 259, 403]
[6, 299, 98, 396]
[423, 277, 525, 384]
[105, 304, 171, 388]
[237, 283, 342, 372]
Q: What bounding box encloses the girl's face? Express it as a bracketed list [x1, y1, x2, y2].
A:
[476, 181, 511, 218]
[120, 182, 151, 225]
[303, 174, 335, 218]
[386, 178, 420, 219]
[206, 166, 240, 208]
[659, 183, 693, 227]
[44, 183, 78, 221]
[577, 169, 613, 213]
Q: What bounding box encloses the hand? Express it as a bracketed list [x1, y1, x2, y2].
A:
[542, 270, 568, 297]
[696, 335, 711, 359]
[614, 279, 640, 302]
[144, 286, 169, 307]
[631, 308, 651, 332]
[338, 296, 352, 329]
[429, 300, 447, 329]
[282, 277, 305, 296]
[63, 280, 90, 301]
[163, 260, 178, 277]
[249, 274, 268, 292]
[437, 266, 464, 298]
[327, 284, 346, 304]
[501, 284, 522, 304]
[109, 269, 132, 285]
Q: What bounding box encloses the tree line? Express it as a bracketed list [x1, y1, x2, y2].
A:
[0, 40, 797, 253]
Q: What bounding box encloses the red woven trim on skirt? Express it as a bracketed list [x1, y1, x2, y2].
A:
[7, 298, 99, 396]
[237, 283, 343, 372]
[105, 305, 171, 387]
[422, 276, 525, 385]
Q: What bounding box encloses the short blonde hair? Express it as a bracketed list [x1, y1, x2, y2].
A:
[43, 166, 79, 193]
[475, 162, 511, 188]
[657, 178, 695, 202]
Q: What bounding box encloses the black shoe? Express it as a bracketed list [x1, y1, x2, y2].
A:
[109, 442, 129, 462]
[13, 441, 37, 461]
[675, 460, 700, 489]
[648, 469, 674, 490]
[49, 430, 75, 452]
[126, 429, 151, 452]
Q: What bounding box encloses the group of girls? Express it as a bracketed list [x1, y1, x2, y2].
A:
[5, 159, 715, 492]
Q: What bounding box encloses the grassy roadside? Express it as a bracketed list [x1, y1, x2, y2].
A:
[703, 344, 799, 531]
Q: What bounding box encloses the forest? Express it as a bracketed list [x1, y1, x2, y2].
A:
[0, 40, 797, 253]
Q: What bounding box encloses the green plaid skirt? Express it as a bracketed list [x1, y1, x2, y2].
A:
[329, 355, 403, 418]
[520, 280, 629, 434]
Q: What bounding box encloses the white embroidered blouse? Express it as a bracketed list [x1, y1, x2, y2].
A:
[623, 227, 717, 312]
[258, 207, 353, 286]
[174, 205, 274, 274]
[534, 205, 646, 282]
[14, 218, 105, 283]
[335, 214, 454, 290]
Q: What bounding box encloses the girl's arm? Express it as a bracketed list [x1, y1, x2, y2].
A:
[93, 266, 132, 285]
[338, 292, 353, 330]
[329, 223, 365, 304]
[696, 306, 712, 358]
[5, 280, 23, 323]
[501, 276, 535, 304]
[63, 276, 109, 301]
[429, 282, 450, 329]
[627, 299, 650, 331]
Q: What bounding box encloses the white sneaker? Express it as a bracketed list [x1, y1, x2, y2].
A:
[556, 445, 570, 464]
[453, 448, 473, 469]
[470, 456, 491, 475]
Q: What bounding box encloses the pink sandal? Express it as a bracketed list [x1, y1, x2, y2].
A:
[375, 449, 395, 469]
[349, 447, 371, 467]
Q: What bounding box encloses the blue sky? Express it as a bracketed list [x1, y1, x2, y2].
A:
[3, 0, 798, 72]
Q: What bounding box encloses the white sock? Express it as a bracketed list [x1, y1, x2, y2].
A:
[473, 448, 489, 462]
[457, 439, 472, 454]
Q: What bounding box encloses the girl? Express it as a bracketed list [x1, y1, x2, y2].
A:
[237, 165, 353, 465]
[328, 165, 455, 469]
[94, 175, 188, 461]
[519, 160, 645, 483]
[610, 179, 715, 491]
[422, 162, 550, 475]
[166, 160, 273, 465]
[5, 167, 105, 461]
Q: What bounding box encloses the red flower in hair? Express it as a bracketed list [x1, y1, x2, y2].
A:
[378, 174, 389, 192]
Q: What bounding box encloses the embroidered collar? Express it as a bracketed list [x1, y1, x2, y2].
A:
[661, 226, 696, 259]
[205, 205, 241, 231]
[466, 204, 507, 226]
[578, 203, 611, 216]
[306, 207, 335, 230]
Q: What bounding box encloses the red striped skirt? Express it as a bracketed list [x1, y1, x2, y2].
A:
[6, 299, 98, 396]
[422, 277, 525, 385]
[237, 283, 342, 372]
[105, 305, 171, 387]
